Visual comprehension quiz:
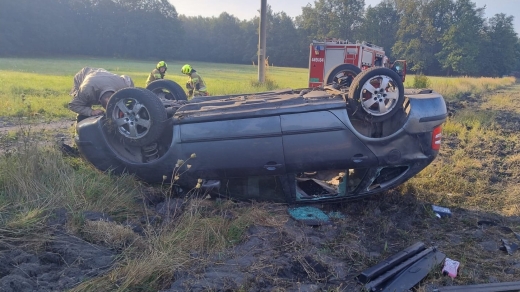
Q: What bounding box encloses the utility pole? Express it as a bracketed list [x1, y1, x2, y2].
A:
[258, 0, 267, 83]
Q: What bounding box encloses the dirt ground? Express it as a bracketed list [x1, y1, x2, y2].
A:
[1, 85, 520, 291]
[0, 118, 75, 154]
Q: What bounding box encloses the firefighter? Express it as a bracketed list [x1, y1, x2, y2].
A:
[69, 67, 134, 122]
[181, 64, 207, 98]
[146, 61, 168, 86]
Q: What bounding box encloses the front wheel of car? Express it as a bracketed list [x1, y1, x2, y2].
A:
[106, 88, 167, 147]
[348, 67, 405, 122]
[146, 79, 188, 101]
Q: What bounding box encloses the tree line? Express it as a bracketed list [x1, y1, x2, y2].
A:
[1, 0, 519, 76]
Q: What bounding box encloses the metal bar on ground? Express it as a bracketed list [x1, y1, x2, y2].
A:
[365, 247, 436, 291]
[357, 242, 426, 284]
[381, 250, 445, 292]
[434, 281, 520, 292]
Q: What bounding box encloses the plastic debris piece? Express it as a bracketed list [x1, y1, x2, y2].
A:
[500, 239, 518, 255]
[288, 206, 330, 226]
[432, 205, 452, 218]
[442, 258, 460, 278]
[357, 242, 426, 284]
[364, 247, 439, 291]
[380, 250, 446, 292]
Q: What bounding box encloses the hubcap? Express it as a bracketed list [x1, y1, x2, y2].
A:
[360, 75, 400, 116]
[111, 98, 151, 140]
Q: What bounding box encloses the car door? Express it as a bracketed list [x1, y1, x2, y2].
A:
[281, 110, 378, 172]
[178, 116, 285, 178]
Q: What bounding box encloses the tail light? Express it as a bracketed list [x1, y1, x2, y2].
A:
[431, 126, 442, 150]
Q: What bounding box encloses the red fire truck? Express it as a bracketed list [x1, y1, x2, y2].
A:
[308, 39, 406, 88]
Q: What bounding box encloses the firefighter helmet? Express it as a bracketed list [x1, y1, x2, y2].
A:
[157, 61, 167, 70]
[181, 64, 192, 74]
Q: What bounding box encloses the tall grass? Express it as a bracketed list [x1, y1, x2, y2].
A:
[0, 141, 140, 235]
[404, 75, 516, 101]
[403, 80, 520, 215]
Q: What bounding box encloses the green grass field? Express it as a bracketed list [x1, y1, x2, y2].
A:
[0, 58, 308, 120]
[0, 57, 515, 120]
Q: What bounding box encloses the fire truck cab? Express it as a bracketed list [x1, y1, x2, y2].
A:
[308, 39, 405, 88]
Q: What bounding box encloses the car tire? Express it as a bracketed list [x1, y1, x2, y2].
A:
[324, 64, 362, 87]
[106, 87, 167, 147]
[146, 79, 188, 101]
[348, 67, 405, 122]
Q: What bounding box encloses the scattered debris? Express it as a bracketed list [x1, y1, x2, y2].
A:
[357, 242, 426, 284]
[287, 206, 330, 226]
[432, 205, 452, 218]
[357, 242, 446, 291]
[377, 249, 445, 292]
[442, 258, 460, 278]
[500, 239, 519, 256]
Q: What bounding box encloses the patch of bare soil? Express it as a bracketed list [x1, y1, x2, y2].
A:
[0, 118, 75, 153]
[0, 210, 115, 292]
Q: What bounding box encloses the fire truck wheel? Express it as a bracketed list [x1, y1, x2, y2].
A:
[348, 67, 405, 122]
[146, 80, 188, 101]
[325, 64, 361, 87]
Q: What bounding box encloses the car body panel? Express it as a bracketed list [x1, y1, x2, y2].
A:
[75, 86, 447, 202]
[179, 116, 286, 177]
[281, 110, 378, 171]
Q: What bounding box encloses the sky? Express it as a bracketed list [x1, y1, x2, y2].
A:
[170, 0, 520, 33]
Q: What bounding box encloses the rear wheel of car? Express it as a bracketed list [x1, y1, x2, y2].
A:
[106, 88, 167, 147]
[348, 67, 405, 122]
[325, 64, 362, 88]
[146, 79, 188, 101]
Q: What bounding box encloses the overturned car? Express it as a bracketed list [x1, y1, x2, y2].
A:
[75, 67, 447, 203]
